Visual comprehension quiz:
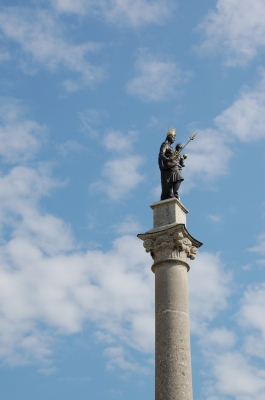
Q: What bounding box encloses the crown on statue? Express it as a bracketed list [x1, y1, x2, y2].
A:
[166, 127, 176, 137]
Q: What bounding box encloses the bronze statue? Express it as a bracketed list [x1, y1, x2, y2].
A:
[158, 128, 196, 201]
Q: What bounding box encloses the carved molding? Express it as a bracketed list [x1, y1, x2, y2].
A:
[141, 226, 199, 265]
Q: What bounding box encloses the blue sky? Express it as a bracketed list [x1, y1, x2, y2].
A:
[0, 0, 264, 399]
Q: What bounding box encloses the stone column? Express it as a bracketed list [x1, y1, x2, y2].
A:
[138, 198, 202, 400]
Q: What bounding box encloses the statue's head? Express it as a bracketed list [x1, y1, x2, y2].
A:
[175, 143, 182, 151]
[166, 127, 176, 143]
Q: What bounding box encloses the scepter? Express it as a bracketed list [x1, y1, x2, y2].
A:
[171, 132, 197, 160]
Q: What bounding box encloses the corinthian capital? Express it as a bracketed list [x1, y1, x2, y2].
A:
[138, 224, 202, 269]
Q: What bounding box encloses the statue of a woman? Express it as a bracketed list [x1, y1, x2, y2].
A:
[158, 128, 185, 200]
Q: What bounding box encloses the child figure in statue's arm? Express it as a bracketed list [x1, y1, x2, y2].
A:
[175, 143, 187, 167]
[167, 143, 187, 200]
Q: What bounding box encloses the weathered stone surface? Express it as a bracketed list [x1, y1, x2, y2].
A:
[155, 263, 192, 400]
[150, 198, 188, 228]
[137, 199, 202, 400]
[138, 224, 201, 270]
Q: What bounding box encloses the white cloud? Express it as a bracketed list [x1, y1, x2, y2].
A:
[247, 231, 265, 267]
[187, 233, 265, 400]
[104, 130, 138, 152]
[103, 346, 148, 374]
[0, 7, 105, 90]
[0, 47, 10, 63]
[191, 278, 265, 400]
[90, 156, 144, 199]
[194, 278, 265, 400]
[51, 0, 174, 27]
[208, 214, 222, 223]
[0, 144, 231, 368]
[0, 118, 152, 363]
[51, 0, 88, 15]
[0, 164, 74, 365]
[182, 128, 233, 191]
[183, 72, 265, 189]
[78, 108, 107, 138]
[188, 251, 231, 334]
[204, 327, 236, 349]
[0, 98, 46, 163]
[249, 232, 265, 257]
[58, 140, 86, 157]
[148, 115, 160, 128]
[0, 227, 154, 365]
[196, 0, 265, 65]
[0, 190, 232, 368]
[187, 244, 265, 400]
[206, 351, 265, 400]
[115, 215, 141, 234]
[237, 283, 265, 358]
[2, 164, 254, 393]
[125, 51, 191, 102]
[215, 75, 265, 141]
[243, 334, 265, 360]
[0, 165, 72, 253]
[102, 0, 174, 27]
[1, 97, 264, 395]
[90, 128, 144, 200]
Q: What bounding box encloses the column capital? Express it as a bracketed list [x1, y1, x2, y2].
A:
[137, 224, 202, 272]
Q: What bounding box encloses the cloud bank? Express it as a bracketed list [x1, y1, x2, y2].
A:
[0, 96, 264, 400]
[196, 0, 265, 65]
[182, 71, 265, 190]
[0, 7, 105, 91]
[51, 0, 175, 27]
[125, 51, 191, 102]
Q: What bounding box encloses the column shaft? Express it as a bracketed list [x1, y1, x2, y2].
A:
[155, 261, 192, 400]
[137, 198, 202, 400]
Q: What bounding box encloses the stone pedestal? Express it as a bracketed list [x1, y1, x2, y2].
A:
[138, 198, 202, 400]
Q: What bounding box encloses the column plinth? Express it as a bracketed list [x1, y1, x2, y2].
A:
[137, 198, 202, 400]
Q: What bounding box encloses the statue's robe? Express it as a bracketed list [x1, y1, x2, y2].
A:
[158, 140, 184, 200]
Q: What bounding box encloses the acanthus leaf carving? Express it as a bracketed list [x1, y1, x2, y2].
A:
[143, 238, 154, 253]
[155, 234, 174, 250]
[173, 231, 184, 247]
[142, 228, 199, 263]
[188, 246, 197, 260]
